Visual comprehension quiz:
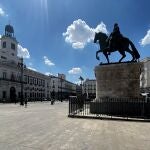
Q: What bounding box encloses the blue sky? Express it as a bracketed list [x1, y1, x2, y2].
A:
[0, 0, 150, 83]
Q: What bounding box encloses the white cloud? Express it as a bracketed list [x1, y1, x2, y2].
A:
[27, 67, 37, 71]
[45, 72, 53, 76]
[75, 80, 81, 85]
[94, 23, 108, 34]
[17, 44, 30, 59]
[72, 42, 85, 49]
[43, 56, 55, 66]
[0, 8, 5, 16]
[63, 19, 108, 49]
[140, 30, 150, 46]
[68, 67, 82, 75]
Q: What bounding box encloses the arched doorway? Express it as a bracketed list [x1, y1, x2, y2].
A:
[10, 87, 16, 103]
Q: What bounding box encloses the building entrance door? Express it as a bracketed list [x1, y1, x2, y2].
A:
[10, 87, 16, 103]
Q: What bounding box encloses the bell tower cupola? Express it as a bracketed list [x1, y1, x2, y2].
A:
[0, 24, 19, 64]
[5, 24, 14, 37]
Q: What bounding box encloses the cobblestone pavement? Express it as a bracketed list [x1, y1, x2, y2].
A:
[0, 101, 150, 150]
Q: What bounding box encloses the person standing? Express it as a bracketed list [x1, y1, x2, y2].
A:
[107, 23, 123, 53]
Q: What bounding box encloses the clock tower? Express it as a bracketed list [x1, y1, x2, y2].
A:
[0, 24, 20, 64]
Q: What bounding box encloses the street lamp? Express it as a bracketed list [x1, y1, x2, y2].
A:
[20, 57, 24, 105]
[52, 80, 55, 99]
[60, 77, 63, 102]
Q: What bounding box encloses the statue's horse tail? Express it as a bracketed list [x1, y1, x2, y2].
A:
[128, 39, 140, 59]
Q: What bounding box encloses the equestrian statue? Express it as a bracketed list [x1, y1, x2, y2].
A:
[94, 23, 140, 64]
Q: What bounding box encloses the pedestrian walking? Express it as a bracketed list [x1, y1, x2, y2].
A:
[51, 99, 55, 105]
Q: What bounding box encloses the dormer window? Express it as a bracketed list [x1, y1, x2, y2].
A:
[2, 42, 6, 48]
[11, 43, 15, 50]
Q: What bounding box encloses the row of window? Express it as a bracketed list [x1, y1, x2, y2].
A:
[2, 91, 45, 99]
[1, 53, 15, 60]
[2, 72, 21, 81]
[23, 92, 45, 98]
[24, 75, 45, 86]
[1, 72, 46, 87]
[24, 87, 45, 92]
[2, 41, 16, 50]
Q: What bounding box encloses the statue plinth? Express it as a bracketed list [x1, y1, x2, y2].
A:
[94, 62, 143, 99]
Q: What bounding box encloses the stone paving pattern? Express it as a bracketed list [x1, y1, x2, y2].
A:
[0, 102, 150, 150]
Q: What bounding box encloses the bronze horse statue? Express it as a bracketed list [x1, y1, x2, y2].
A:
[94, 32, 140, 63]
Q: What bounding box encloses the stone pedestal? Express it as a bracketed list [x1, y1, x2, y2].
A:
[94, 62, 143, 99]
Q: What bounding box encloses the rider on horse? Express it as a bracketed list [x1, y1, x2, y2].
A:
[107, 23, 123, 54]
[94, 24, 140, 63]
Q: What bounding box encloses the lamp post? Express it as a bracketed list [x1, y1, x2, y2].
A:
[52, 80, 55, 99]
[20, 57, 24, 105]
[60, 77, 63, 102]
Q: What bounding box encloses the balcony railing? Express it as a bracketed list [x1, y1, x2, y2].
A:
[0, 78, 27, 84]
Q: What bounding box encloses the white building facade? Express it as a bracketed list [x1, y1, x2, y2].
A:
[23, 69, 51, 101]
[50, 74, 77, 100]
[0, 24, 51, 102]
[0, 24, 76, 102]
[83, 79, 96, 99]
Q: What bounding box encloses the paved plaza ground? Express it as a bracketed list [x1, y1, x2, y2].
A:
[0, 101, 150, 150]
